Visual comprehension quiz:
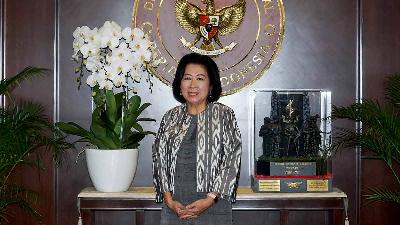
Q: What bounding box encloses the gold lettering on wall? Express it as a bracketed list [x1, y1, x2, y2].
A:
[167, 66, 176, 75]
[246, 61, 257, 73]
[157, 56, 167, 65]
[260, 45, 271, 54]
[221, 77, 229, 87]
[252, 54, 263, 65]
[144, 0, 155, 11]
[264, 24, 276, 36]
[161, 63, 169, 71]
[262, 0, 273, 15]
[230, 73, 241, 83]
[141, 22, 154, 35]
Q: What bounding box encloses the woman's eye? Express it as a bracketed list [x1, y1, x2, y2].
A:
[183, 76, 191, 80]
[197, 77, 205, 81]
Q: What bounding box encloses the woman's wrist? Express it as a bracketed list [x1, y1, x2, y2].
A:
[205, 195, 215, 205]
[163, 192, 174, 206]
[206, 192, 219, 204]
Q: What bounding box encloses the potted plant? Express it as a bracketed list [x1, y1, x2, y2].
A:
[333, 74, 400, 204]
[56, 21, 159, 192]
[0, 67, 72, 223]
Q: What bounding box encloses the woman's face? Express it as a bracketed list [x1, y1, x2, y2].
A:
[180, 63, 211, 107]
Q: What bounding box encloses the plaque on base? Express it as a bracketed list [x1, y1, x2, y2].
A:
[251, 175, 333, 192]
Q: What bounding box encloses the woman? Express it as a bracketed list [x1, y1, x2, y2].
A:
[152, 53, 242, 225]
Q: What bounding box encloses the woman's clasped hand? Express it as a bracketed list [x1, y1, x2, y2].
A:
[165, 196, 215, 220]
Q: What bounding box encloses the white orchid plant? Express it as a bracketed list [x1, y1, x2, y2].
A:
[72, 21, 158, 91]
[57, 21, 159, 150]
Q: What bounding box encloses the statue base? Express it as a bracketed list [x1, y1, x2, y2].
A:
[251, 175, 332, 193]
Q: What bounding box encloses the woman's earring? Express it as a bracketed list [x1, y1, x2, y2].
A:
[180, 91, 182, 95]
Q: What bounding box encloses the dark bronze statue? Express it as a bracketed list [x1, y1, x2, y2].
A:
[258, 92, 322, 159]
[281, 99, 301, 157]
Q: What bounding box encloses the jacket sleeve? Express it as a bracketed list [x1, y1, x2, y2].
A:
[211, 108, 242, 200]
[152, 113, 169, 203]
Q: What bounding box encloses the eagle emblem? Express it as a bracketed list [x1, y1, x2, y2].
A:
[175, 0, 246, 55]
[286, 182, 303, 189]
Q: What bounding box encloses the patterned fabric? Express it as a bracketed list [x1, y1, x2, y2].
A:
[152, 102, 242, 202]
[160, 116, 232, 225]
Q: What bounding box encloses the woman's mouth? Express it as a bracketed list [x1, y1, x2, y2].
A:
[188, 92, 198, 96]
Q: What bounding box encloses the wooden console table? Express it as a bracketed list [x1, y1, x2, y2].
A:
[78, 187, 348, 225]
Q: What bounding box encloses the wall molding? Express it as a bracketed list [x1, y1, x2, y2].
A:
[53, 0, 60, 224]
[356, 0, 363, 224]
[0, 0, 5, 108]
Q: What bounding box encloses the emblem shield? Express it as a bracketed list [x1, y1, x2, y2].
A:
[199, 15, 219, 40]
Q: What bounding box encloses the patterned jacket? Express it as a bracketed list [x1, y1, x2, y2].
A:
[152, 102, 242, 202]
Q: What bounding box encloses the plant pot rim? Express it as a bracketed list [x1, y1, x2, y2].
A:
[86, 148, 138, 151]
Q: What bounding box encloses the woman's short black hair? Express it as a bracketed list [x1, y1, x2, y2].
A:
[172, 53, 222, 103]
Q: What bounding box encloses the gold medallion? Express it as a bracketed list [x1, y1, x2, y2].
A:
[132, 0, 285, 95]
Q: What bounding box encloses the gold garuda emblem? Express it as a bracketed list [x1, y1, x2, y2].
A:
[132, 0, 285, 95]
[175, 0, 246, 56]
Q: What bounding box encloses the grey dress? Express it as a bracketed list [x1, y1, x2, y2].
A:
[160, 116, 232, 225]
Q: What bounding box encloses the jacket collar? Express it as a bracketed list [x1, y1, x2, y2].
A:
[181, 102, 214, 117]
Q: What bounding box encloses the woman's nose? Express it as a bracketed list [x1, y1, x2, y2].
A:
[190, 79, 197, 87]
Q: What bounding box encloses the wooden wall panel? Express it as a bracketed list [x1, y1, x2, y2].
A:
[4, 0, 55, 224]
[56, 0, 359, 225]
[6, 0, 400, 224]
[361, 0, 400, 224]
[0, 0, 4, 108]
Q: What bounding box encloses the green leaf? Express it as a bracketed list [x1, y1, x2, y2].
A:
[131, 123, 144, 132]
[136, 118, 156, 122]
[136, 103, 151, 117]
[0, 67, 48, 95]
[55, 122, 91, 139]
[114, 118, 123, 137]
[123, 96, 141, 131]
[106, 129, 122, 149]
[90, 109, 121, 149]
[90, 122, 107, 139]
[127, 95, 141, 113]
[365, 187, 400, 204]
[105, 90, 117, 125]
[385, 73, 400, 107]
[91, 107, 104, 127]
[87, 136, 109, 149]
[114, 92, 125, 118]
[123, 131, 155, 149]
[0, 184, 42, 223]
[123, 133, 146, 149]
[92, 85, 106, 107]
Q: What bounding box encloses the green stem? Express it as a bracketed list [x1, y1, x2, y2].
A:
[121, 75, 129, 146]
[0, 145, 34, 193]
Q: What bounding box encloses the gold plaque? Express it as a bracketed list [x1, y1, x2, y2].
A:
[307, 180, 329, 192]
[132, 0, 285, 95]
[259, 179, 280, 191]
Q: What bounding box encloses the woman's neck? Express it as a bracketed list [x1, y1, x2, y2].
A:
[187, 102, 208, 115]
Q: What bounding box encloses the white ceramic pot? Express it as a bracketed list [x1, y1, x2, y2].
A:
[85, 148, 138, 192]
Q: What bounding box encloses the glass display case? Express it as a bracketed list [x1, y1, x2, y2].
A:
[250, 90, 333, 192]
